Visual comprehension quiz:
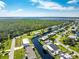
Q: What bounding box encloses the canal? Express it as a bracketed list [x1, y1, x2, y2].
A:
[32, 32, 54, 59]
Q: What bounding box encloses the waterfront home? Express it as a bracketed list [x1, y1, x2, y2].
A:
[40, 36, 48, 41]
[51, 25, 57, 29]
[48, 32, 56, 36]
[34, 31, 40, 36]
[44, 43, 60, 56]
[44, 40, 52, 44]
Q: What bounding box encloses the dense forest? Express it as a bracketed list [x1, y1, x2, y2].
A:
[0, 19, 64, 42]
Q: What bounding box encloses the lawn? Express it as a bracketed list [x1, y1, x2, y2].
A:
[0, 54, 8, 59]
[72, 55, 79, 59]
[39, 40, 45, 45]
[14, 48, 25, 59]
[15, 37, 22, 47]
[52, 34, 58, 38]
[0, 51, 9, 59]
[21, 34, 33, 39]
[54, 55, 60, 59]
[57, 45, 71, 53]
[3, 39, 11, 50]
[34, 48, 41, 59]
[70, 46, 79, 53]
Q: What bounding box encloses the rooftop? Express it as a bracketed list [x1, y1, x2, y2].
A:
[22, 38, 30, 45]
[68, 35, 76, 39]
[47, 44, 58, 51]
[40, 36, 48, 40]
[60, 53, 72, 59]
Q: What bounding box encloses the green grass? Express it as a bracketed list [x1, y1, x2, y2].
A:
[57, 45, 71, 53]
[3, 39, 11, 50]
[69, 42, 79, 53]
[0, 54, 8, 59]
[0, 51, 9, 59]
[54, 55, 60, 59]
[15, 37, 22, 47]
[34, 48, 41, 59]
[52, 35, 58, 38]
[14, 48, 25, 59]
[59, 36, 67, 44]
[72, 55, 79, 59]
[21, 34, 33, 39]
[70, 46, 79, 53]
[39, 40, 45, 45]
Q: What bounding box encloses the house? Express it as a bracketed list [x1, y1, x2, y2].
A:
[44, 44, 60, 55]
[44, 40, 52, 44]
[68, 35, 77, 40]
[40, 36, 48, 41]
[48, 32, 56, 36]
[54, 31, 58, 33]
[60, 53, 72, 59]
[22, 38, 30, 47]
[34, 31, 40, 35]
[71, 25, 77, 33]
[23, 38, 37, 59]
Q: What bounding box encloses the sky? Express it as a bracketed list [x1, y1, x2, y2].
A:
[0, 0, 79, 17]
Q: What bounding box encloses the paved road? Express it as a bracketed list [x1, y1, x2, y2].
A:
[9, 38, 16, 59]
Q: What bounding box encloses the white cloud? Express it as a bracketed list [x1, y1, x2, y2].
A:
[0, 1, 6, 10]
[67, 0, 78, 4]
[0, 9, 79, 17]
[31, 0, 38, 3]
[37, 1, 75, 10]
[14, 9, 23, 13]
[0, 9, 24, 17]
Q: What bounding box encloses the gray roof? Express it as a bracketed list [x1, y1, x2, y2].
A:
[49, 44, 58, 51]
[61, 56, 67, 59]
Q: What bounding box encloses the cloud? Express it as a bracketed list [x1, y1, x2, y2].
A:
[67, 0, 78, 4]
[31, 0, 38, 3]
[14, 9, 23, 13]
[0, 9, 79, 17]
[38, 1, 75, 10]
[31, 0, 75, 10]
[0, 9, 24, 17]
[0, 1, 6, 10]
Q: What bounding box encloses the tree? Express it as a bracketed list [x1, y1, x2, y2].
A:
[64, 38, 76, 46]
[48, 35, 55, 43]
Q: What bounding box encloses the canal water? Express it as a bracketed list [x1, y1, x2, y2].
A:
[76, 32, 79, 37]
[32, 32, 54, 59]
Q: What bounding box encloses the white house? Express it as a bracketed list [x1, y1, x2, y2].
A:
[60, 53, 72, 59]
[22, 38, 30, 47]
[48, 32, 56, 36]
[72, 25, 77, 32]
[68, 35, 77, 40]
[40, 36, 48, 41]
[34, 31, 40, 35]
